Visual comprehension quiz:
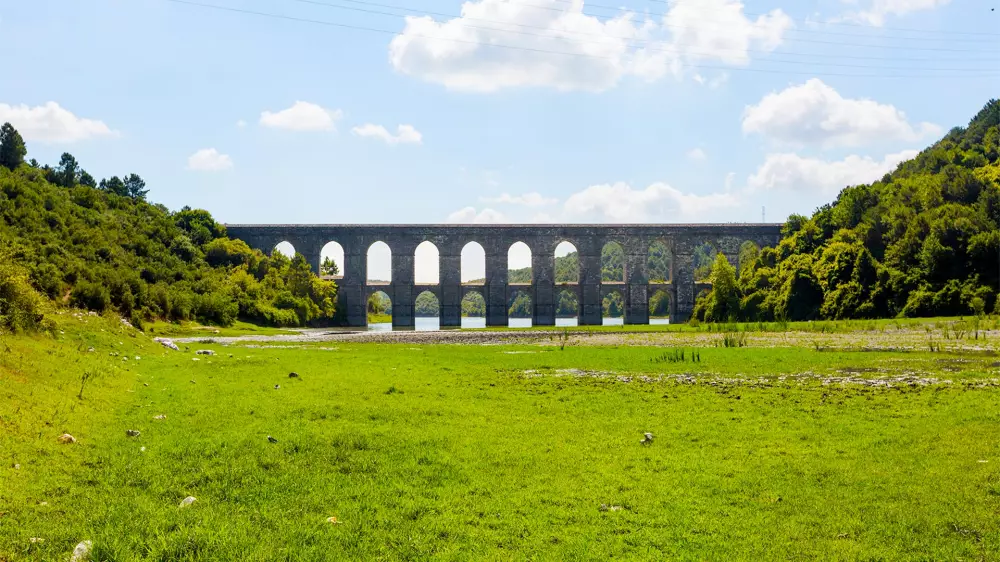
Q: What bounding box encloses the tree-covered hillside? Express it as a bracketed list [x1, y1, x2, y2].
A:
[0, 124, 337, 330]
[694, 99, 1000, 322]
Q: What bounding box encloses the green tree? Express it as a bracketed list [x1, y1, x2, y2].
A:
[99, 176, 127, 196]
[124, 173, 148, 200]
[54, 153, 80, 187]
[320, 257, 340, 276]
[0, 123, 27, 170]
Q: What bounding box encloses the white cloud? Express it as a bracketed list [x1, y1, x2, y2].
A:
[446, 206, 508, 223]
[480, 192, 557, 207]
[0, 101, 116, 143]
[664, 0, 792, 66]
[259, 101, 343, 131]
[389, 0, 790, 92]
[686, 148, 708, 161]
[351, 123, 423, 145]
[236, 119, 247, 128]
[187, 148, 234, 172]
[747, 149, 918, 194]
[563, 181, 741, 222]
[742, 79, 940, 148]
[839, 0, 951, 26]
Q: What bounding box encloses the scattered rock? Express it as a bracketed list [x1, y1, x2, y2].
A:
[87, 347, 95, 353]
[179, 496, 197, 508]
[274, 384, 281, 390]
[29, 537, 43, 544]
[13, 463, 20, 470]
[599, 504, 624, 512]
[196, 349, 215, 356]
[38, 501, 48, 506]
[191, 358, 200, 362]
[190, 380, 196, 384]
[125, 429, 141, 437]
[640, 432, 653, 445]
[153, 414, 167, 420]
[288, 372, 300, 378]
[143, 383, 149, 387]
[134, 356, 141, 361]
[267, 435, 278, 444]
[140, 446, 146, 452]
[69, 540, 92, 562]
[58, 433, 76, 444]
[327, 516, 342, 524]
[153, 338, 179, 351]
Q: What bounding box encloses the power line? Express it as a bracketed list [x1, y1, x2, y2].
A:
[165, 0, 1000, 78]
[642, 0, 1000, 37]
[285, 0, 1000, 61]
[282, 0, 1000, 69]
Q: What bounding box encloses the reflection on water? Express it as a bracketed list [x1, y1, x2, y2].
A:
[367, 315, 669, 331]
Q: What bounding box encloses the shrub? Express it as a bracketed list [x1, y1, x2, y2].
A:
[0, 260, 48, 333]
[71, 280, 111, 312]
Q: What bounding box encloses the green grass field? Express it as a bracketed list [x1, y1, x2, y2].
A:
[3, 313, 1000, 560]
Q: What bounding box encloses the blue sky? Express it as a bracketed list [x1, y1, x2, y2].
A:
[2, 0, 998, 269]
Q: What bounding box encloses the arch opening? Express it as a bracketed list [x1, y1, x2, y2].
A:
[556, 289, 579, 326]
[320, 241, 344, 279]
[415, 241, 440, 285]
[414, 290, 440, 330]
[367, 241, 392, 284]
[367, 290, 392, 328]
[508, 289, 533, 328]
[555, 241, 579, 284]
[647, 241, 672, 283]
[508, 242, 532, 284]
[461, 290, 486, 329]
[602, 288, 624, 325]
[649, 289, 671, 324]
[461, 241, 486, 284]
[693, 242, 720, 283]
[738, 241, 761, 279]
[601, 242, 625, 283]
[274, 241, 296, 259]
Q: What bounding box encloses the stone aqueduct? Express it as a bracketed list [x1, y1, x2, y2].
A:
[225, 224, 782, 327]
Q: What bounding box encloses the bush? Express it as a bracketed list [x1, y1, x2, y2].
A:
[0, 260, 48, 333]
[71, 280, 111, 312]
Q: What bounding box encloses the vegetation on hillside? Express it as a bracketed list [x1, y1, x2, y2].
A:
[0, 125, 337, 330]
[694, 99, 1000, 322]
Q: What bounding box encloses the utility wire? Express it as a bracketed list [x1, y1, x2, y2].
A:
[641, 0, 1000, 37]
[284, 0, 1000, 66]
[493, 0, 1000, 43]
[166, 0, 1000, 77]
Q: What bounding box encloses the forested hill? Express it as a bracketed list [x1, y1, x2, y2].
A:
[694, 99, 1000, 323]
[0, 123, 337, 331]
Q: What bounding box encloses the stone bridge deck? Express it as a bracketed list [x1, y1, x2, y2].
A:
[225, 224, 782, 327]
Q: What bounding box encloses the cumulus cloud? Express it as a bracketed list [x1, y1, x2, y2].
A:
[563, 181, 741, 222]
[187, 148, 234, 171]
[447, 206, 508, 223]
[747, 149, 918, 194]
[686, 148, 708, 161]
[351, 123, 423, 145]
[742, 79, 940, 148]
[480, 192, 557, 207]
[389, 0, 791, 92]
[0, 101, 116, 143]
[839, 0, 951, 26]
[259, 101, 343, 131]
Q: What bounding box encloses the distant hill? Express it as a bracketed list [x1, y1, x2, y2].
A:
[0, 126, 337, 330]
[694, 99, 1000, 322]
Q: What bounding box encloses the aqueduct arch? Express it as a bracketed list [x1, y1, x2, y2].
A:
[226, 224, 782, 327]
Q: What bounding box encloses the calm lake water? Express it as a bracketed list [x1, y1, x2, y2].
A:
[367, 316, 668, 331]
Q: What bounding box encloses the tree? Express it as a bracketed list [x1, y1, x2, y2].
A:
[0, 122, 27, 170]
[703, 253, 739, 322]
[124, 173, 148, 200]
[54, 153, 80, 187]
[99, 176, 128, 196]
[79, 170, 97, 188]
[320, 257, 340, 276]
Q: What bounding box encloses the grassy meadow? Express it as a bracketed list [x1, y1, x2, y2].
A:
[2, 313, 1000, 560]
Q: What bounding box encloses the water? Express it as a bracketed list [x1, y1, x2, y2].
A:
[366, 316, 667, 331]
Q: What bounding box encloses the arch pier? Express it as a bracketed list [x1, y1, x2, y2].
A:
[225, 224, 781, 327]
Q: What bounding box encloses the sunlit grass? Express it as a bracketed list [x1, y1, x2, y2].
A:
[2, 314, 1000, 559]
